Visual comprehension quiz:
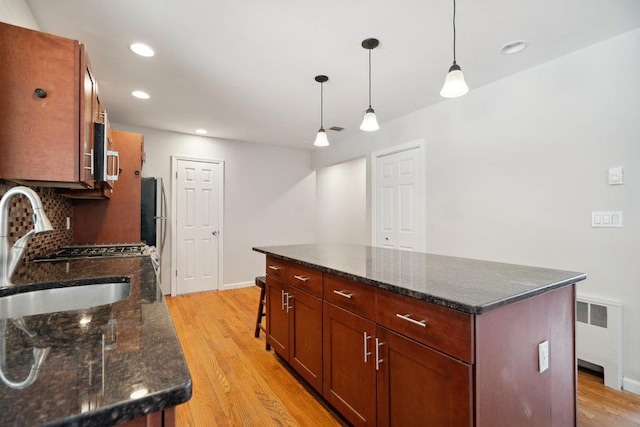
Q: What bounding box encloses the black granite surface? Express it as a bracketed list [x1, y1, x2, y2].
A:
[0, 257, 192, 426]
[253, 243, 586, 314]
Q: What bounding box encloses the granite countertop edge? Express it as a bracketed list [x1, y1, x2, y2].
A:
[253, 246, 587, 315]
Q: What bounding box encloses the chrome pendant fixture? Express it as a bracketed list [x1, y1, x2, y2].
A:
[314, 75, 329, 147]
[360, 38, 380, 132]
[440, 0, 469, 98]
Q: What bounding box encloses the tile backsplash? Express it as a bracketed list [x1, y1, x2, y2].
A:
[0, 179, 72, 263]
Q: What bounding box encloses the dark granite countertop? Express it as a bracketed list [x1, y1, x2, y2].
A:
[0, 257, 191, 426]
[253, 243, 586, 314]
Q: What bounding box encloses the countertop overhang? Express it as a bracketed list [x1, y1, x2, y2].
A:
[253, 243, 587, 314]
[0, 256, 191, 426]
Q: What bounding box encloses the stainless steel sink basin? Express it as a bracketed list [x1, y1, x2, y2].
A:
[0, 282, 131, 319]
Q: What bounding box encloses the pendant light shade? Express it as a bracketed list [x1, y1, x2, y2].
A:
[440, 0, 469, 98]
[314, 75, 329, 147]
[360, 38, 380, 132]
[440, 62, 469, 98]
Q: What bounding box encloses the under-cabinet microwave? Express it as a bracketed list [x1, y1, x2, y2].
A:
[94, 115, 119, 182]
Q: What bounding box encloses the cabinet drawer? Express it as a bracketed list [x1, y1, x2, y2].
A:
[266, 256, 288, 281]
[376, 289, 473, 363]
[324, 274, 376, 320]
[288, 264, 323, 297]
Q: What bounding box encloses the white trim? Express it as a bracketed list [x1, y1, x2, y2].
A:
[623, 377, 640, 395]
[170, 155, 225, 297]
[370, 139, 427, 252]
[222, 280, 254, 291]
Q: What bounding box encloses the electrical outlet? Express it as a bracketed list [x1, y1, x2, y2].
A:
[538, 341, 549, 373]
[66, 217, 71, 230]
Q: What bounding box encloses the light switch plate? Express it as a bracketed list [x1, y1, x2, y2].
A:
[609, 167, 624, 185]
[592, 211, 623, 227]
[539, 341, 549, 373]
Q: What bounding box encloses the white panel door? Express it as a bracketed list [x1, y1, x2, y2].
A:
[376, 153, 397, 248]
[176, 159, 221, 294]
[374, 144, 425, 251]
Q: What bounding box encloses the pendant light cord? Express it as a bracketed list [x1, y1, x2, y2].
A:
[452, 0, 457, 63]
[368, 48, 372, 108]
[320, 82, 324, 128]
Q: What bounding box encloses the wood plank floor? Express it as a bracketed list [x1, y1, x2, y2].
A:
[166, 287, 640, 426]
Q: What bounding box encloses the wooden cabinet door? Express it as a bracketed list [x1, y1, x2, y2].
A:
[289, 288, 323, 392]
[323, 302, 376, 427]
[266, 277, 289, 359]
[0, 22, 91, 187]
[376, 327, 472, 427]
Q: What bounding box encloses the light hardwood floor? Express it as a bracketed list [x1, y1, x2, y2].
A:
[166, 287, 640, 426]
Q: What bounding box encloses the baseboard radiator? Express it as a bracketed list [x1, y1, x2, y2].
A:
[576, 295, 623, 390]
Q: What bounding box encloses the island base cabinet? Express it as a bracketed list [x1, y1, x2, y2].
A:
[117, 407, 175, 427]
[323, 302, 377, 427]
[266, 276, 323, 393]
[266, 276, 290, 357]
[376, 326, 472, 427]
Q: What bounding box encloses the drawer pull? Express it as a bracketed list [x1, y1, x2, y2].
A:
[375, 338, 384, 371]
[293, 275, 309, 282]
[396, 313, 427, 327]
[364, 332, 372, 363]
[333, 290, 353, 299]
[268, 265, 282, 271]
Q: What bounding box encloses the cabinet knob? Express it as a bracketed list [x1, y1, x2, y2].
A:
[34, 88, 47, 98]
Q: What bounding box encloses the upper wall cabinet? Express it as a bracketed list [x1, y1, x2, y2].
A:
[0, 22, 97, 189]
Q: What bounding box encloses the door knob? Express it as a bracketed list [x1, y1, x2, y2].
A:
[212, 231, 219, 235]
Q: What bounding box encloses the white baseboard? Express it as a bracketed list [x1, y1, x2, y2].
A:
[623, 377, 640, 395]
[221, 280, 254, 291]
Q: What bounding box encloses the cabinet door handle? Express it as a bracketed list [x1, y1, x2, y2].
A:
[268, 265, 281, 271]
[84, 149, 94, 175]
[364, 332, 372, 363]
[396, 313, 427, 327]
[333, 290, 353, 299]
[293, 275, 309, 282]
[286, 293, 293, 313]
[281, 290, 286, 311]
[375, 338, 384, 371]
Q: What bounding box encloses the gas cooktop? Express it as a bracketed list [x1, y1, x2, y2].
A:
[36, 243, 149, 261]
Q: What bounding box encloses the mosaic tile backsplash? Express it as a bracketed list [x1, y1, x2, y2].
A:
[0, 179, 72, 263]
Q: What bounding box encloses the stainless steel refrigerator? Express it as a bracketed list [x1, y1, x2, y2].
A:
[141, 177, 167, 277]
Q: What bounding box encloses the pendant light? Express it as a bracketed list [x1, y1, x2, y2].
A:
[360, 38, 380, 132]
[440, 0, 469, 98]
[314, 75, 329, 147]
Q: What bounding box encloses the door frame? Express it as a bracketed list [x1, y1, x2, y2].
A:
[170, 155, 225, 296]
[370, 139, 427, 252]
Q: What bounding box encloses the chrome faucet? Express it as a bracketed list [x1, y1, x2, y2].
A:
[0, 186, 53, 287]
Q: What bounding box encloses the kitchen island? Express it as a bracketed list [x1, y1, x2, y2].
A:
[253, 243, 587, 426]
[0, 257, 191, 426]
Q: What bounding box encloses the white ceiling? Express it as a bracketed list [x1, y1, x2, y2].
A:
[25, 0, 640, 149]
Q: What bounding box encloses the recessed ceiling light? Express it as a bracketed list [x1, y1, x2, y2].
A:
[131, 90, 150, 99]
[195, 129, 208, 135]
[500, 40, 529, 55]
[130, 43, 155, 57]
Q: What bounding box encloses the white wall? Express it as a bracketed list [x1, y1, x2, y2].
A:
[313, 29, 640, 390]
[316, 157, 368, 245]
[114, 125, 316, 294]
[0, 0, 39, 29]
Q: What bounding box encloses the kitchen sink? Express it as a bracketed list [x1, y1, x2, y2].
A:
[0, 282, 131, 319]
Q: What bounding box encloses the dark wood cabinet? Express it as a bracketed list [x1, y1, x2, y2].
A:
[0, 22, 95, 188]
[266, 276, 290, 357]
[266, 269, 323, 392]
[323, 302, 376, 426]
[263, 256, 577, 426]
[376, 326, 472, 427]
[71, 130, 143, 243]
